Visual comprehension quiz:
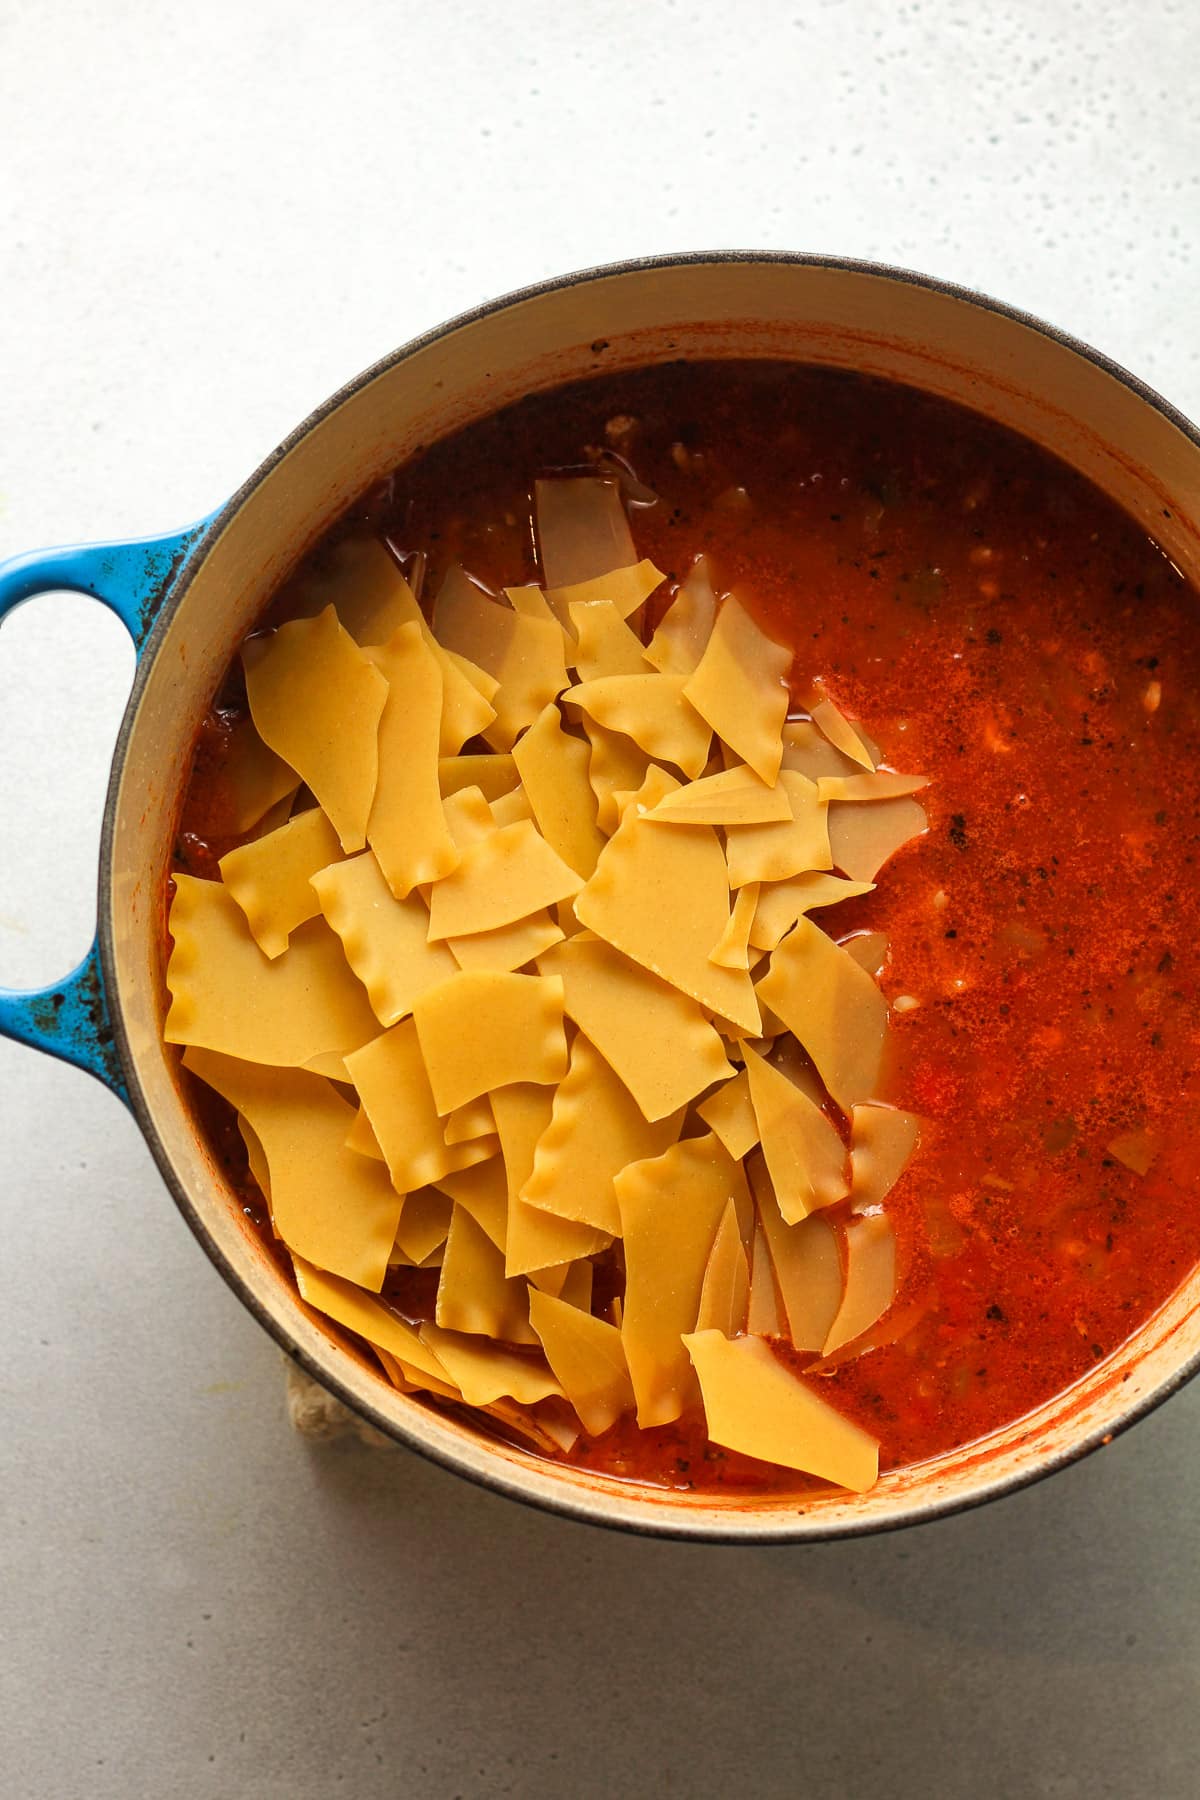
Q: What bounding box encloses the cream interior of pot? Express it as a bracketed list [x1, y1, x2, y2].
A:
[104, 259, 1200, 1537]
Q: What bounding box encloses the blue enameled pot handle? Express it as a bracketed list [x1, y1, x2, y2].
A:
[0, 518, 215, 1101]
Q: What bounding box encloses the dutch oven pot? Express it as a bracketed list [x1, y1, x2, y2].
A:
[4, 255, 1200, 1540]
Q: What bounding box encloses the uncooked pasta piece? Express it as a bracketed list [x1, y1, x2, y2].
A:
[683, 1331, 879, 1490]
[539, 934, 734, 1122]
[345, 1020, 496, 1193]
[697, 1067, 760, 1160]
[519, 1034, 680, 1233]
[695, 1199, 751, 1336]
[411, 972, 568, 1113]
[709, 882, 760, 972]
[574, 767, 761, 1033]
[817, 771, 930, 802]
[435, 1207, 538, 1344]
[534, 475, 637, 591]
[682, 594, 791, 784]
[616, 1135, 742, 1426]
[165, 877, 378, 1067]
[565, 673, 712, 780]
[510, 703, 606, 879]
[446, 910, 564, 974]
[756, 916, 888, 1114]
[418, 1324, 562, 1407]
[294, 1257, 458, 1392]
[810, 697, 876, 771]
[824, 1213, 897, 1354]
[183, 1048, 402, 1289]
[644, 556, 717, 676]
[742, 1042, 850, 1220]
[828, 795, 928, 884]
[426, 820, 582, 942]
[568, 598, 649, 679]
[220, 806, 343, 959]
[310, 852, 457, 1028]
[432, 566, 568, 749]
[492, 1083, 612, 1277]
[749, 872, 876, 952]
[724, 771, 832, 888]
[366, 622, 459, 898]
[646, 765, 793, 827]
[243, 606, 387, 852]
[528, 1289, 635, 1435]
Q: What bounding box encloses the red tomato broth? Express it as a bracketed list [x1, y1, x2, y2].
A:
[170, 361, 1200, 1494]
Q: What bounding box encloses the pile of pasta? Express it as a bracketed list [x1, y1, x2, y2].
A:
[166, 477, 928, 1494]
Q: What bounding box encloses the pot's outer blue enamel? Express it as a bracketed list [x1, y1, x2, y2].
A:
[0, 519, 215, 1096]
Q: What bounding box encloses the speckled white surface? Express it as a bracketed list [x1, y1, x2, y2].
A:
[2, 3, 1199, 1795]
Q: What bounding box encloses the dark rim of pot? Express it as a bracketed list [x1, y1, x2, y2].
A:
[97, 249, 1200, 1543]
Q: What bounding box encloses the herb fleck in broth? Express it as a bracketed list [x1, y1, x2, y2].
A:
[172, 362, 1200, 1492]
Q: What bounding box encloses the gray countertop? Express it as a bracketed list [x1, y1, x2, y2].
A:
[3, 3, 1198, 1794]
